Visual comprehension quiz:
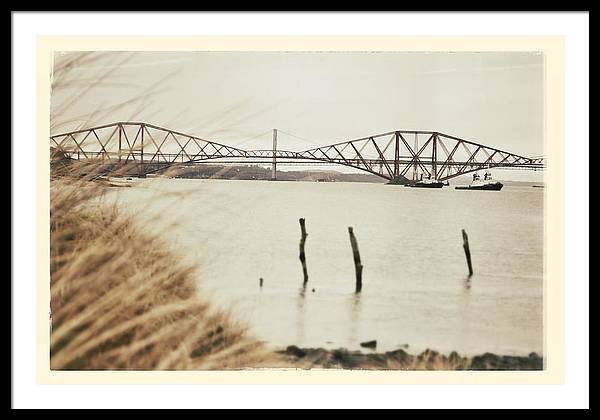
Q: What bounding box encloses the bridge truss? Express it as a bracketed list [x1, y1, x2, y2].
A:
[50, 122, 545, 181]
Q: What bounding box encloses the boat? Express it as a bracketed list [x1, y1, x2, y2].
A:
[455, 171, 503, 191]
[405, 174, 445, 188]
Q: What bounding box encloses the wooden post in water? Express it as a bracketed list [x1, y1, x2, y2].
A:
[299, 218, 309, 285]
[348, 227, 363, 293]
[462, 229, 473, 277]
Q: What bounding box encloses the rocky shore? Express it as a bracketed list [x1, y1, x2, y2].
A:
[279, 346, 543, 370]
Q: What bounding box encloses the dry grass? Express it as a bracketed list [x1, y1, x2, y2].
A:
[48, 52, 283, 370]
[49, 177, 279, 370]
[48, 52, 281, 370]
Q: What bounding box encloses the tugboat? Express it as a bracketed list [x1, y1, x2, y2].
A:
[405, 173, 445, 188]
[455, 171, 503, 191]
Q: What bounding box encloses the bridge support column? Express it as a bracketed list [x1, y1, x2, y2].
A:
[118, 124, 122, 163]
[394, 132, 400, 178]
[139, 124, 145, 178]
[271, 128, 277, 180]
[413, 133, 418, 181]
[432, 133, 437, 180]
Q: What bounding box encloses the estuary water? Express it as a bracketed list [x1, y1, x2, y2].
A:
[105, 178, 544, 356]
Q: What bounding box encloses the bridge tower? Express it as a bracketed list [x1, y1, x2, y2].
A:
[139, 123, 145, 178]
[394, 132, 400, 178]
[271, 128, 277, 180]
[413, 133, 418, 181]
[432, 133, 438, 180]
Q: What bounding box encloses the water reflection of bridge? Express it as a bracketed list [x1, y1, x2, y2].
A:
[50, 122, 545, 181]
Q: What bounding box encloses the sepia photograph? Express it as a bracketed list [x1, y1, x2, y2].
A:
[11, 11, 589, 410]
[48, 48, 546, 371]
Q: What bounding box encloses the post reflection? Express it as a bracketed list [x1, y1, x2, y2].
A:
[295, 285, 307, 345]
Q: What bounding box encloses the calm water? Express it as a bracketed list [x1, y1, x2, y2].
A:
[105, 178, 544, 356]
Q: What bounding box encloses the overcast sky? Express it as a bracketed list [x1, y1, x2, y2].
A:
[51, 51, 545, 180]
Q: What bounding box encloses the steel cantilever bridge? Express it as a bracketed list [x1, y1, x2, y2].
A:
[50, 122, 545, 181]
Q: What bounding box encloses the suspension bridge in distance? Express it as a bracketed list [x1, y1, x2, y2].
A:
[50, 122, 545, 181]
